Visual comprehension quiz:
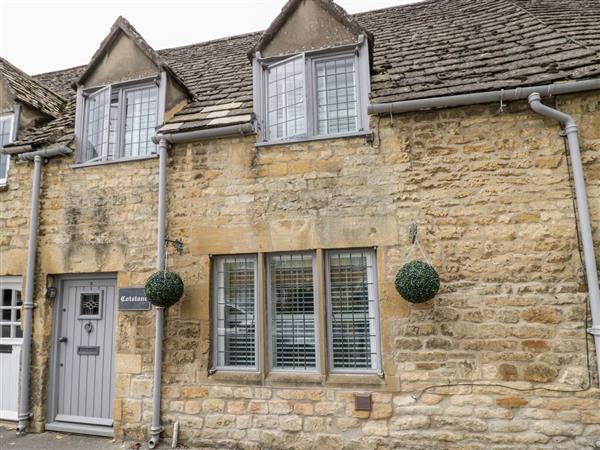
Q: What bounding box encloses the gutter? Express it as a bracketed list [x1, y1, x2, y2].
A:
[528, 93, 600, 386]
[147, 122, 254, 449]
[15, 145, 73, 435]
[369, 78, 600, 386]
[368, 79, 600, 115]
[151, 122, 255, 145]
[1, 144, 32, 155]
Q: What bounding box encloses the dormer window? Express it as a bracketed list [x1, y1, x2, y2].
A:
[77, 79, 159, 164]
[254, 41, 370, 145]
[0, 113, 15, 185]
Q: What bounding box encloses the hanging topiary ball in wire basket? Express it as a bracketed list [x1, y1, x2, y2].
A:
[395, 260, 440, 304]
[145, 270, 184, 308]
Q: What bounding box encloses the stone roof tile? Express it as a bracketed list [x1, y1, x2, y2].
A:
[0, 57, 66, 118]
[10, 0, 600, 147]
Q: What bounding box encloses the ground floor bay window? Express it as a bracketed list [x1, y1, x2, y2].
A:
[211, 249, 381, 376]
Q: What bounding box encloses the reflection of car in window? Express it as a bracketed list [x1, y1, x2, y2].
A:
[330, 282, 373, 369]
[219, 303, 255, 366]
[272, 285, 317, 367]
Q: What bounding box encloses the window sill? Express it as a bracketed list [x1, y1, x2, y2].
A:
[71, 154, 158, 169]
[209, 370, 262, 384]
[255, 130, 373, 148]
[0, 181, 8, 191]
[266, 372, 324, 384]
[326, 373, 385, 386]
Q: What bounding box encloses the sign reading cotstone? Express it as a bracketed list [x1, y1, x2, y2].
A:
[119, 287, 151, 311]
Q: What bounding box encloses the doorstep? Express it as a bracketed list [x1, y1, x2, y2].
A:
[45, 421, 114, 437]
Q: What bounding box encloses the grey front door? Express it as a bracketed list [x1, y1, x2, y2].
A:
[51, 276, 117, 427]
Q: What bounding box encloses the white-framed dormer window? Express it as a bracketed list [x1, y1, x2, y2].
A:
[76, 78, 161, 164]
[253, 36, 370, 144]
[0, 113, 15, 185]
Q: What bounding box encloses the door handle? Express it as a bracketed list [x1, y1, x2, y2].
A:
[58, 336, 68, 343]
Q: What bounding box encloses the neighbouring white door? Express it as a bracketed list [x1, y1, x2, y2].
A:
[0, 276, 23, 421]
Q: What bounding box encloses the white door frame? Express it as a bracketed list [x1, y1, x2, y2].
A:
[0, 275, 23, 421]
[46, 273, 117, 437]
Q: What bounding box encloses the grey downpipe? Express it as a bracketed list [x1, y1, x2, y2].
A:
[368, 79, 600, 115]
[148, 122, 255, 447]
[16, 155, 42, 434]
[148, 138, 167, 449]
[152, 122, 255, 145]
[528, 92, 600, 386]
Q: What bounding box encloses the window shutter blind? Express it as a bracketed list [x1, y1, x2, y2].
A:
[327, 250, 378, 370]
[214, 255, 257, 369]
[268, 253, 317, 370]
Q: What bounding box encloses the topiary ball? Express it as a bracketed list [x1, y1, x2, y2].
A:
[395, 260, 440, 304]
[145, 271, 184, 308]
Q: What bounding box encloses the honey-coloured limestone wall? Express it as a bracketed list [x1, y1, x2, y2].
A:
[1, 91, 599, 448]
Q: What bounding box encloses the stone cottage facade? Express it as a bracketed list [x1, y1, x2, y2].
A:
[2, 0, 600, 448]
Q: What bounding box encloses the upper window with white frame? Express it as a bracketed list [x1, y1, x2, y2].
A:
[0, 113, 15, 185]
[77, 79, 159, 164]
[254, 39, 370, 144]
[211, 249, 381, 375]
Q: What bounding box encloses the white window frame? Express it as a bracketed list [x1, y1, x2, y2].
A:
[75, 76, 163, 165]
[0, 112, 16, 186]
[325, 249, 382, 375]
[254, 36, 371, 145]
[0, 276, 22, 342]
[211, 254, 259, 372]
[266, 252, 320, 373]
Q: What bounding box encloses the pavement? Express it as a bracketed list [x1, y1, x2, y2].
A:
[0, 423, 167, 450]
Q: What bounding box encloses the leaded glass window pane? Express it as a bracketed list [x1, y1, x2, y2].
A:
[315, 56, 358, 135]
[0, 114, 14, 181]
[123, 85, 158, 158]
[214, 255, 257, 369]
[327, 250, 378, 370]
[80, 293, 101, 317]
[266, 56, 305, 140]
[268, 253, 317, 370]
[81, 82, 157, 162]
[83, 86, 110, 162]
